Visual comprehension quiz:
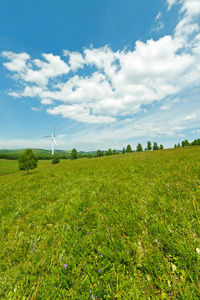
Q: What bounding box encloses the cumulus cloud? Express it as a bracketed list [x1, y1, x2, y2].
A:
[180, 0, 200, 16]
[2, 52, 70, 86]
[47, 104, 116, 124]
[63, 50, 85, 72]
[2, 0, 200, 125]
[2, 51, 30, 72]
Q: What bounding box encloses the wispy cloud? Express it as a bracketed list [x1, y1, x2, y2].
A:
[184, 113, 197, 120]
[31, 107, 42, 111]
[155, 12, 162, 20]
[167, 0, 178, 11]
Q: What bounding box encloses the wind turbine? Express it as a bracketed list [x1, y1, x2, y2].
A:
[43, 125, 57, 155]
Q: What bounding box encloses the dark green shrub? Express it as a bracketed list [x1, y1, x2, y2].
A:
[52, 156, 60, 164]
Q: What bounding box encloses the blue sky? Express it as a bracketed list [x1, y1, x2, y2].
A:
[0, 0, 200, 151]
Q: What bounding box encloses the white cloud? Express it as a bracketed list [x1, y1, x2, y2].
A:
[3, 52, 70, 86]
[154, 21, 164, 31]
[167, 0, 178, 10]
[47, 104, 116, 124]
[155, 12, 162, 20]
[172, 126, 185, 131]
[63, 50, 85, 72]
[153, 12, 164, 31]
[2, 0, 200, 125]
[2, 51, 30, 72]
[180, 0, 200, 16]
[192, 129, 200, 133]
[184, 113, 197, 120]
[174, 0, 200, 45]
[84, 45, 118, 79]
[31, 107, 41, 111]
[160, 104, 171, 110]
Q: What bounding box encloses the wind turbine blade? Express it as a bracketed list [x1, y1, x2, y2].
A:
[53, 124, 57, 135]
[43, 135, 51, 138]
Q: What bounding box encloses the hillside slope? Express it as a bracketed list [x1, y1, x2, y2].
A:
[0, 147, 200, 298]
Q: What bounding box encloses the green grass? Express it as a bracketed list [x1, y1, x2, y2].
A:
[0, 147, 200, 299]
[0, 159, 52, 176]
[0, 159, 19, 175]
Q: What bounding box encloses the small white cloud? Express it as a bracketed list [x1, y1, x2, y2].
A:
[172, 126, 185, 131]
[31, 107, 41, 111]
[160, 104, 171, 110]
[41, 98, 53, 105]
[192, 129, 200, 133]
[167, 0, 178, 11]
[8, 91, 21, 98]
[155, 12, 162, 20]
[153, 21, 164, 32]
[2, 51, 30, 72]
[184, 113, 197, 120]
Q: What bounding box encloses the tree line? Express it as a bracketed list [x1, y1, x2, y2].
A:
[2, 137, 199, 162]
[174, 138, 200, 148]
[122, 141, 164, 153]
[71, 141, 164, 160]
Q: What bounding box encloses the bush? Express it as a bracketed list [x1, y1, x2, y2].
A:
[52, 156, 60, 164]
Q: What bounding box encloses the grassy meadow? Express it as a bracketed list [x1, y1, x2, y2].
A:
[0, 160, 52, 176]
[0, 147, 200, 299]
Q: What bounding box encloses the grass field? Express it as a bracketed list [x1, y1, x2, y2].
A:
[0, 147, 200, 299]
[0, 160, 52, 176]
[0, 159, 19, 176]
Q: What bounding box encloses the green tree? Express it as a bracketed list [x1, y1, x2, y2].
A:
[97, 150, 103, 157]
[182, 139, 190, 147]
[71, 148, 78, 159]
[106, 148, 112, 156]
[174, 144, 177, 148]
[159, 144, 164, 150]
[122, 147, 126, 154]
[126, 144, 132, 153]
[113, 149, 117, 155]
[177, 143, 181, 148]
[18, 149, 38, 174]
[153, 142, 159, 150]
[147, 141, 152, 151]
[191, 139, 200, 146]
[136, 143, 143, 152]
[185, 139, 189, 146]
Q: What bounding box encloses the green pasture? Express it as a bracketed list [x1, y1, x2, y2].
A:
[0, 147, 200, 299]
[0, 160, 52, 176]
[0, 159, 19, 176]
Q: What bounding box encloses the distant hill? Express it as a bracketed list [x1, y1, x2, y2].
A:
[0, 149, 71, 160]
[0, 148, 123, 160]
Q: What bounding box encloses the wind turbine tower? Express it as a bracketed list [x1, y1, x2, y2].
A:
[43, 126, 57, 155]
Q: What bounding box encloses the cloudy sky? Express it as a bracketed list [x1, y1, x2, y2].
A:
[0, 0, 200, 151]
